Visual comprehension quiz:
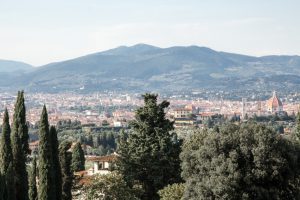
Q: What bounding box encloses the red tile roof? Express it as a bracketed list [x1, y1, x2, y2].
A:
[86, 154, 117, 162]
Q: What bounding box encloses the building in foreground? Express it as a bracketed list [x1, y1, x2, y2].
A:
[86, 154, 117, 176]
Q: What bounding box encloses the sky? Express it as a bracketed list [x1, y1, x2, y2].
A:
[0, 0, 300, 66]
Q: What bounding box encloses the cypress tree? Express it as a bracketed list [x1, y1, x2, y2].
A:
[29, 157, 37, 200]
[11, 91, 29, 200]
[18, 91, 30, 154]
[117, 94, 182, 200]
[59, 141, 73, 200]
[71, 142, 85, 172]
[0, 109, 13, 173]
[38, 105, 56, 200]
[0, 109, 15, 200]
[49, 126, 62, 200]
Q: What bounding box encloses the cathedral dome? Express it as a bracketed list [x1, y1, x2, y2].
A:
[266, 91, 283, 113]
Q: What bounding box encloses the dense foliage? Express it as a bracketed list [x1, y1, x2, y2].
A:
[84, 173, 141, 200]
[58, 128, 118, 156]
[117, 93, 182, 200]
[181, 123, 300, 200]
[158, 183, 185, 200]
[71, 142, 85, 172]
[29, 157, 37, 200]
[0, 92, 74, 200]
[11, 91, 29, 200]
[59, 141, 73, 200]
[38, 106, 57, 200]
[49, 126, 62, 200]
[0, 109, 15, 200]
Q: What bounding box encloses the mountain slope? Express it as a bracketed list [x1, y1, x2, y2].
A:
[0, 59, 33, 72]
[5, 44, 300, 92]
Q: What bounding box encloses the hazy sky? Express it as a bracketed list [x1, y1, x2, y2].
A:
[0, 0, 299, 66]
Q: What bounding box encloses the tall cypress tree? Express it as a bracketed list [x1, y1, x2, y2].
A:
[59, 141, 73, 200]
[18, 91, 30, 154]
[38, 105, 56, 200]
[49, 126, 62, 200]
[0, 109, 16, 200]
[29, 157, 37, 200]
[117, 94, 182, 200]
[71, 142, 85, 172]
[11, 91, 29, 200]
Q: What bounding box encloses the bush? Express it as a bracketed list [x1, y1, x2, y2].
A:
[84, 173, 141, 200]
[158, 183, 185, 200]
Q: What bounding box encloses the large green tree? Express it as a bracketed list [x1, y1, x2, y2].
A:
[11, 91, 29, 200]
[59, 141, 73, 200]
[181, 123, 300, 200]
[0, 109, 15, 200]
[117, 94, 182, 200]
[84, 173, 141, 200]
[29, 157, 37, 200]
[38, 105, 56, 200]
[71, 142, 85, 172]
[49, 126, 62, 200]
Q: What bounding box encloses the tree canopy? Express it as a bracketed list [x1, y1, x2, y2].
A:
[84, 173, 141, 200]
[158, 183, 185, 200]
[181, 123, 300, 200]
[117, 93, 182, 200]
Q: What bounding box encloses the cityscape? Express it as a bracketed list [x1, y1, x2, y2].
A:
[0, 91, 298, 129]
[1, 0, 300, 200]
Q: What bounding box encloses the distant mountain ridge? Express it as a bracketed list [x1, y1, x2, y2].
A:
[0, 59, 33, 72]
[2, 44, 300, 92]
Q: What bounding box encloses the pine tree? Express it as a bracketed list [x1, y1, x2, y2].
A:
[49, 126, 62, 200]
[38, 105, 56, 200]
[59, 141, 73, 200]
[11, 91, 29, 200]
[117, 94, 182, 200]
[0, 109, 16, 200]
[71, 142, 85, 172]
[29, 157, 37, 200]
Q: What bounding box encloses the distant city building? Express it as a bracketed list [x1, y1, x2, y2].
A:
[257, 101, 262, 116]
[197, 112, 215, 121]
[241, 98, 247, 119]
[173, 105, 198, 127]
[266, 91, 283, 113]
[173, 105, 196, 118]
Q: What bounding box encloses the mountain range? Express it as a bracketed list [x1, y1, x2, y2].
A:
[1, 44, 300, 93]
[0, 59, 33, 72]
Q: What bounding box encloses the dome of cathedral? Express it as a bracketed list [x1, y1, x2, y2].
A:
[266, 91, 283, 112]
